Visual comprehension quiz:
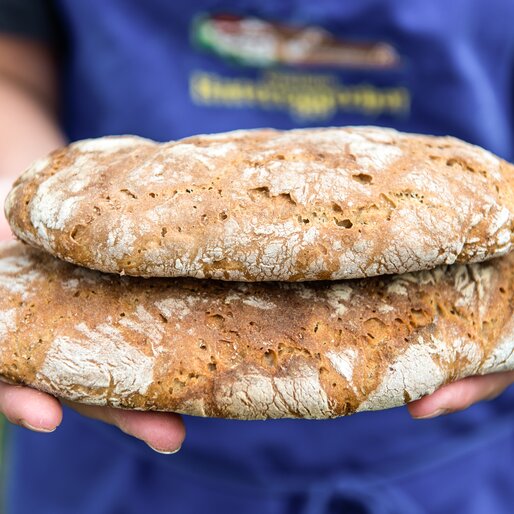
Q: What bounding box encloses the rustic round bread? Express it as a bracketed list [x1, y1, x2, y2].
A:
[1, 241, 513, 419]
[5, 127, 514, 281]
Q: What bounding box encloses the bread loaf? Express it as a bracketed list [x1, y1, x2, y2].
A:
[1, 241, 513, 419]
[6, 127, 514, 281]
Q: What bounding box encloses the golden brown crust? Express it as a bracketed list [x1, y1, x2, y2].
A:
[0, 241, 513, 419]
[5, 127, 514, 281]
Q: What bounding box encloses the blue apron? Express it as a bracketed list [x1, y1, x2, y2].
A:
[5, 1, 514, 512]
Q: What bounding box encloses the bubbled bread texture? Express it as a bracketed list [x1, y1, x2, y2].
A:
[0, 241, 513, 419]
[6, 127, 514, 281]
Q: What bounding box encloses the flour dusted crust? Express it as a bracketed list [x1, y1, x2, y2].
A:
[1, 241, 513, 419]
[5, 127, 514, 281]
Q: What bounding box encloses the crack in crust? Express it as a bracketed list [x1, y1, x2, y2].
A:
[5, 127, 514, 281]
[0, 242, 513, 419]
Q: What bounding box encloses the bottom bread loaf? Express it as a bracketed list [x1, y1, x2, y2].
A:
[0, 241, 513, 419]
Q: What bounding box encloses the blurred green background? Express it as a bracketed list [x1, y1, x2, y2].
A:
[0, 413, 5, 472]
[0, 414, 5, 514]
[0, 414, 4, 463]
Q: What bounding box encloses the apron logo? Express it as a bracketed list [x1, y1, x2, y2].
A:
[190, 70, 410, 121]
[189, 13, 410, 121]
[192, 13, 401, 69]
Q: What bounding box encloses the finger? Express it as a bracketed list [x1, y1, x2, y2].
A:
[63, 401, 185, 454]
[0, 379, 62, 432]
[408, 370, 514, 419]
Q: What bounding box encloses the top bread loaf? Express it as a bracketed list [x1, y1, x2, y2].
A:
[5, 126, 514, 281]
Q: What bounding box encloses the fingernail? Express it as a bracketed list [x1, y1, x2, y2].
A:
[414, 408, 452, 419]
[147, 443, 181, 455]
[19, 420, 56, 433]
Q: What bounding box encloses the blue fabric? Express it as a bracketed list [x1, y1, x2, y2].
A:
[6, 403, 514, 513]
[5, 0, 514, 512]
[57, 0, 514, 158]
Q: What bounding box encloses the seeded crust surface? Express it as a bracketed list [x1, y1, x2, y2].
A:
[0, 241, 513, 419]
[5, 127, 514, 281]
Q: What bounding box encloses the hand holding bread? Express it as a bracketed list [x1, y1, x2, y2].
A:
[2, 126, 514, 450]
